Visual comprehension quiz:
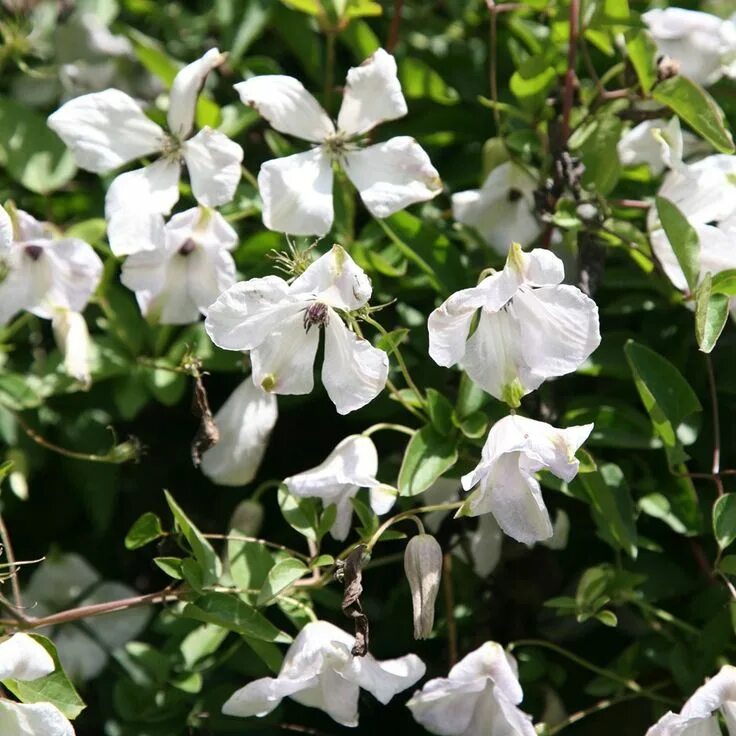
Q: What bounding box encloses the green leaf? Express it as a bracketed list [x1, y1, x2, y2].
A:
[579, 463, 638, 558]
[183, 592, 292, 643]
[426, 388, 454, 436]
[2, 635, 85, 719]
[153, 556, 184, 580]
[257, 558, 308, 606]
[572, 115, 623, 195]
[278, 487, 318, 540]
[280, 0, 321, 14]
[399, 58, 459, 105]
[624, 340, 702, 465]
[695, 273, 730, 353]
[655, 196, 700, 292]
[626, 30, 657, 94]
[125, 512, 164, 550]
[653, 76, 735, 154]
[718, 555, 736, 576]
[711, 269, 736, 296]
[0, 97, 76, 193]
[398, 425, 458, 496]
[164, 490, 221, 587]
[228, 538, 274, 591]
[0, 374, 43, 410]
[714, 494, 736, 550]
[509, 55, 556, 111]
[595, 610, 619, 627]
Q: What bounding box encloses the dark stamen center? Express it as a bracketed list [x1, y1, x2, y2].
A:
[178, 238, 196, 256]
[24, 244, 44, 261]
[508, 188, 523, 203]
[303, 302, 330, 333]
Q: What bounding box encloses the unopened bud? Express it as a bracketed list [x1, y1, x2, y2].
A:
[52, 310, 92, 389]
[404, 534, 443, 640]
[229, 499, 264, 537]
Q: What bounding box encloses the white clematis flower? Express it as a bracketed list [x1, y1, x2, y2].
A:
[48, 48, 243, 256]
[0, 633, 75, 736]
[205, 245, 389, 414]
[646, 664, 736, 736]
[284, 434, 396, 541]
[23, 553, 150, 682]
[407, 641, 536, 736]
[428, 244, 600, 407]
[52, 309, 93, 388]
[0, 206, 103, 326]
[121, 206, 237, 324]
[648, 154, 736, 292]
[234, 48, 441, 235]
[451, 161, 541, 254]
[200, 378, 278, 486]
[222, 620, 425, 727]
[460, 415, 593, 545]
[643, 8, 736, 87]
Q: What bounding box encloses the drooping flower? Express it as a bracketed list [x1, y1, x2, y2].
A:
[404, 534, 443, 639]
[283, 434, 396, 540]
[48, 48, 243, 255]
[23, 553, 150, 682]
[460, 415, 593, 545]
[52, 309, 93, 388]
[646, 664, 736, 736]
[642, 8, 736, 87]
[648, 154, 736, 292]
[451, 161, 541, 254]
[0, 633, 75, 736]
[200, 378, 278, 486]
[0, 206, 103, 326]
[407, 641, 536, 736]
[234, 48, 441, 235]
[222, 620, 425, 727]
[427, 244, 600, 407]
[205, 245, 389, 414]
[121, 206, 237, 324]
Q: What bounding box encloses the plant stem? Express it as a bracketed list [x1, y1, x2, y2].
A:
[442, 553, 458, 667]
[0, 514, 22, 610]
[386, 0, 404, 53]
[705, 355, 725, 497]
[324, 31, 336, 111]
[487, 1, 501, 131]
[560, 0, 579, 143]
[362, 423, 416, 438]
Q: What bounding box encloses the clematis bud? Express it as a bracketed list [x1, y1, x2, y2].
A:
[229, 499, 265, 537]
[52, 310, 92, 389]
[404, 534, 443, 640]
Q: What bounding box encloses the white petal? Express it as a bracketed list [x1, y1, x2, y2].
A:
[250, 311, 319, 395]
[234, 75, 334, 142]
[290, 244, 372, 310]
[512, 284, 600, 382]
[259, 149, 334, 236]
[166, 207, 238, 252]
[463, 453, 553, 544]
[0, 205, 11, 252]
[452, 162, 541, 254]
[353, 652, 426, 704]
[407, 677, 488, 735]
[32, 238, 103, 318]
[285, 435, 379, 499]
[0, 701, 75, 736]
[222, 674, 316, 718]
[182, 127, 243, 206]
[48, 88, 165, 173]
[280, 621, 355, 679]
[168, 48, 224, 138]
[328, 495, 358, 541]
[337, 48, 407, 136]
[0, 634, 55, 681]
[106, 209, 166, 259]
[427, 274, 515, 368]
[204, 276, 296, 351]
[509, 244, 565, 288]
[542, 509, 570, 551]
[369, 484, 398, 516]
[52, 310, 92, 387]
[463, 308, 535, 405]
[322, 312, 388, 414]
[201, 380, 278, 486]
[462, 514, 504, 578]
[646, 711, 720, 736]
[681, 666, 736, 719]
[0, 254, 42, 326]
[449, 642, 523, 700]
[15, 210, 53, 242]
[344, 137, 441, 219]
[187, 246, 237, 317]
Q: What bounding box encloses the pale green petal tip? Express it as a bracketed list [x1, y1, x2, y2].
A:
[261, 374, 277, 392]
[501, 378, 524, 408]
[506, 241, 525, 272]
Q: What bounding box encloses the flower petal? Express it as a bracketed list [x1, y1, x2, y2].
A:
[290, 244, 372, 310]
[309, 667, 360, 726]
[512, 284, 600, 382]
[328, 495, 358, 541]
[48, 88, 165, 173]
[201, 380, 278, 486]
[233, 75, 334, 142]
[353, 652, 426, 704]
[168, 48, 224, 138]
[449, 642, 523, 701]
[204, 276, 295, 351]
[408, 677, 485, 736]
[344, 137, 441, 219]
[166, 207, 238, 252]
[0, 701, 75, 736]
[222, 675, 316, 718]
[337, 48, 407, 136]
[369, 484, 398, 516]
[452, 162, 541, 253]
[52, 310, 92, 387]
[0, 634, 55, 681]
[182, 127, 243, 206]
[259, 149, 334, 236]
[250, 311, 319, 395]
[681, 665, 736, 720]
[322, 313, 388, 414]
[0, 205, 11, 252]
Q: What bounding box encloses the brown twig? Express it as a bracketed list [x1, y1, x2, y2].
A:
[0, 514, 22, 610]
[386, 0, 404, 53]
[442, 553, 458, 668]
[560, 0, 579, 143]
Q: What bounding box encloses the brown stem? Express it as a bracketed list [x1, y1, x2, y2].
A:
[386, 0, 404, 53]
[442, 553, 458, 668]
[561, 0, 580, 143]
[611, 199, 651, 210]
[0, 515, 22, 610]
